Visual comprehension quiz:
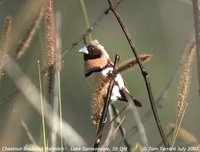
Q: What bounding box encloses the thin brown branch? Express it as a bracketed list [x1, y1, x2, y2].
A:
[120, 31, 196, 147]
[63, 0, 125, 56]
[93, 55, 120, 150]
[107, 0, 169, 147]
[91, 104, 128, 146]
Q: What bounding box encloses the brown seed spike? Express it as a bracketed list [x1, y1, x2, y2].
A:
[118, 54, 152, 74]
[45, 0, 56, 66]
[176, 40, 195, 117]
[92, 79, 110, 123]
[15, 8, 44, 59]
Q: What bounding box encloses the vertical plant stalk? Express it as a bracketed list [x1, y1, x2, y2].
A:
[192, 0, 200, 97]
[80, 0, 92, 41]
[171, 103, 188, 147]
[0, 16, 12, 79]
[37, 60, 48, 152]
[55, 12, 64, 151]
[44, 0, 57, 146]
[93, 55, 120, 150]
[169, 123, 200, 146]
[107, 0, 169, 147]
[15, 8, 44, 59]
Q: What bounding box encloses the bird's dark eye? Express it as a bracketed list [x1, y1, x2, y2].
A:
[88, 46, 94, 51]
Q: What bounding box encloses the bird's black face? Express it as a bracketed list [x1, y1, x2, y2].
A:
[83, 45, 102, 61]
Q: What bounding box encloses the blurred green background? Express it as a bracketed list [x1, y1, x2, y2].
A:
[0, 0, 199, 149]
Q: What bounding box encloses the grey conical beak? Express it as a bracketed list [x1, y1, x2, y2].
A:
[78, 46, 89, 54]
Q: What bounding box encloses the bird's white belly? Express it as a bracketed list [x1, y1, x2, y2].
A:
[86, 68, 126, 101]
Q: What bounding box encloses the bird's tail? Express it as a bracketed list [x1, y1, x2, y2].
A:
[119, 88, 143, 107]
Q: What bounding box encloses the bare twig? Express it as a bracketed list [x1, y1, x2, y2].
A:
[192, 0, 200, 98]
[62, 0, 124, 56]
[120, 31, 196, 147]
[93, 55, 120, 150]
[91, 104, 128, 147]
[107, 0, 169, 147]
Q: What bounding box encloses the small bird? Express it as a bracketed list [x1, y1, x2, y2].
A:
[79, 40, 142, 107]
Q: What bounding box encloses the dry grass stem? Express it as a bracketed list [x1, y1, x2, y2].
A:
[169, 123, 199, 146]
[177, 41, 195, 117]
[15, 8, 44, 59]
[0, 16, 12, 79]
